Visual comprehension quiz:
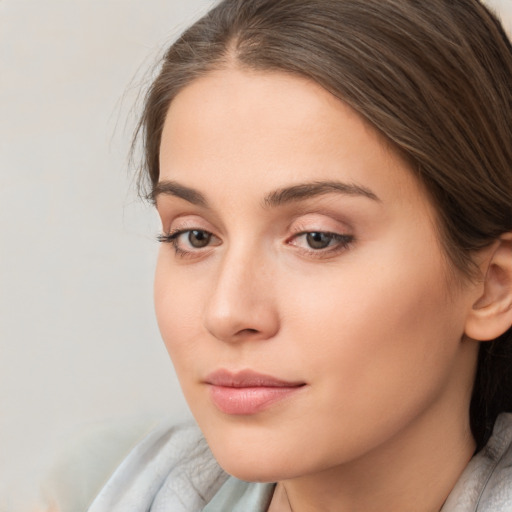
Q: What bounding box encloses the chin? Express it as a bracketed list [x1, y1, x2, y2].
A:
[201, 426, 317, 483]
[213, 453, 292, 483]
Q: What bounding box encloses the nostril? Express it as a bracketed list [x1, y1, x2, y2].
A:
[240, 328, 259, 335]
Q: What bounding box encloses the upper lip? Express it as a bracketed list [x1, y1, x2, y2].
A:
[204, 369, 305, 388]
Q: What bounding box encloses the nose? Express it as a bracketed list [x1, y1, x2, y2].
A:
[203, 245, 280, 343]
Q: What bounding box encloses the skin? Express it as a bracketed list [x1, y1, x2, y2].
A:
[154, 68, 483, 511]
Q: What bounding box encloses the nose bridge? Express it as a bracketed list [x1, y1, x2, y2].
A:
[203, 239, 279, 342]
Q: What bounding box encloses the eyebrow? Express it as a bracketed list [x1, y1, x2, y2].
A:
[152, 181, 208, 207]
[262, 181, 380, 208]
[152, 179, 380, 208]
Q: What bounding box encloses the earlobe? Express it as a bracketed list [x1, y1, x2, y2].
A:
[465, 233, 512, 342]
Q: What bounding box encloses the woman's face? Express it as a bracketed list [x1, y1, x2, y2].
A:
[154, 69, 479, 481]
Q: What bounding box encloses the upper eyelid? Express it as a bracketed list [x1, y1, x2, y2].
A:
[158, 228, 353, 262]
[289, 216, 352, 235]
[163, 211, 353, 239]
[164, 223, 351, 239]
[163, 227, 352, 247]
[164, 216, 216, 233]
[168, 227, 216, 239]
[156, 206, 223, 232]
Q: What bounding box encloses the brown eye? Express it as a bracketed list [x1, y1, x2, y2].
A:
[306, 232, 334, 249]
[189, 230, 211, 248]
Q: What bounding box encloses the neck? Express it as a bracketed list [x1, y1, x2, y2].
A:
[276, 416, 474, 512]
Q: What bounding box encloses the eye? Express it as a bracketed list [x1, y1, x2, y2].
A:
[304, 232, 337, 249]
[185, 230, 212, 248]
[157, 228, 220, 257]
[289, 231, 354, 255]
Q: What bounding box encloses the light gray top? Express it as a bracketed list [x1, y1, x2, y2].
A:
[48, 413, 512, 511]
[440, 413, 512, 511]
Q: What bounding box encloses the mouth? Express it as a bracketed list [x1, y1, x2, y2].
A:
[204, 369, 306, 415]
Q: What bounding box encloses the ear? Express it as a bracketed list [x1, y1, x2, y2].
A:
[465, 233, 512, 341]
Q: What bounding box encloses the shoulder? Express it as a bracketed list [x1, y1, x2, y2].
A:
[442, 413, 512, 511]
[42, 417, 228, 512]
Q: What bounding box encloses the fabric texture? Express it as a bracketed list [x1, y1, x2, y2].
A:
[54, 413, 512, 511]
[441, 413, 512, 511]
[87, 423, 228, 512]
[202, 478, 275, 512]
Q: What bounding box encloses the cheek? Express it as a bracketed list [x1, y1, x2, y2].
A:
[154, 253, 205, 370]
[281, 246, 465, 420]
[256, 260, 464, 470]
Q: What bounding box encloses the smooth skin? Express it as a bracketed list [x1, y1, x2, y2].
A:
[154, 68, 501, 511]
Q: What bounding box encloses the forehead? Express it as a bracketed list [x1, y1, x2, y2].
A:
[158, 67, 426, 212]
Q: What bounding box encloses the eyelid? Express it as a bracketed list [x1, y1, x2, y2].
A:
[158, 214, 355, 260]
[287, 230, 354, 254]
[158, 227, 219, 244]
[286, 216, 355, 257]
[289, 213, 352, 236]
[157, 224, 222, 257]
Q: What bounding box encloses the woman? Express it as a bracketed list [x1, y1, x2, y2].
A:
[86, 0, 512, 510]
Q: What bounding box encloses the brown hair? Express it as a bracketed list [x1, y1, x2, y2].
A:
[136, 0, 512, 449]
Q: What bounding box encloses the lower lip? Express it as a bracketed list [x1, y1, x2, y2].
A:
[208, 385, 304, 415]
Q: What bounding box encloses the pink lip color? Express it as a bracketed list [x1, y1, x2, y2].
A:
[205, 369, 305, 415]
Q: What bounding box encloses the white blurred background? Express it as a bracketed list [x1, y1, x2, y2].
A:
[1, 1, 511, 510]
[1, 1, 211, 510]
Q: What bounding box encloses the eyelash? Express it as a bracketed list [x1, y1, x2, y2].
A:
[156, 229, 216, 259]
[290, 231, 354, 256]
[157, 229, 354, 259]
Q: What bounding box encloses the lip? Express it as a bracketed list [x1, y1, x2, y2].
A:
[204, 369, 306, 415]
